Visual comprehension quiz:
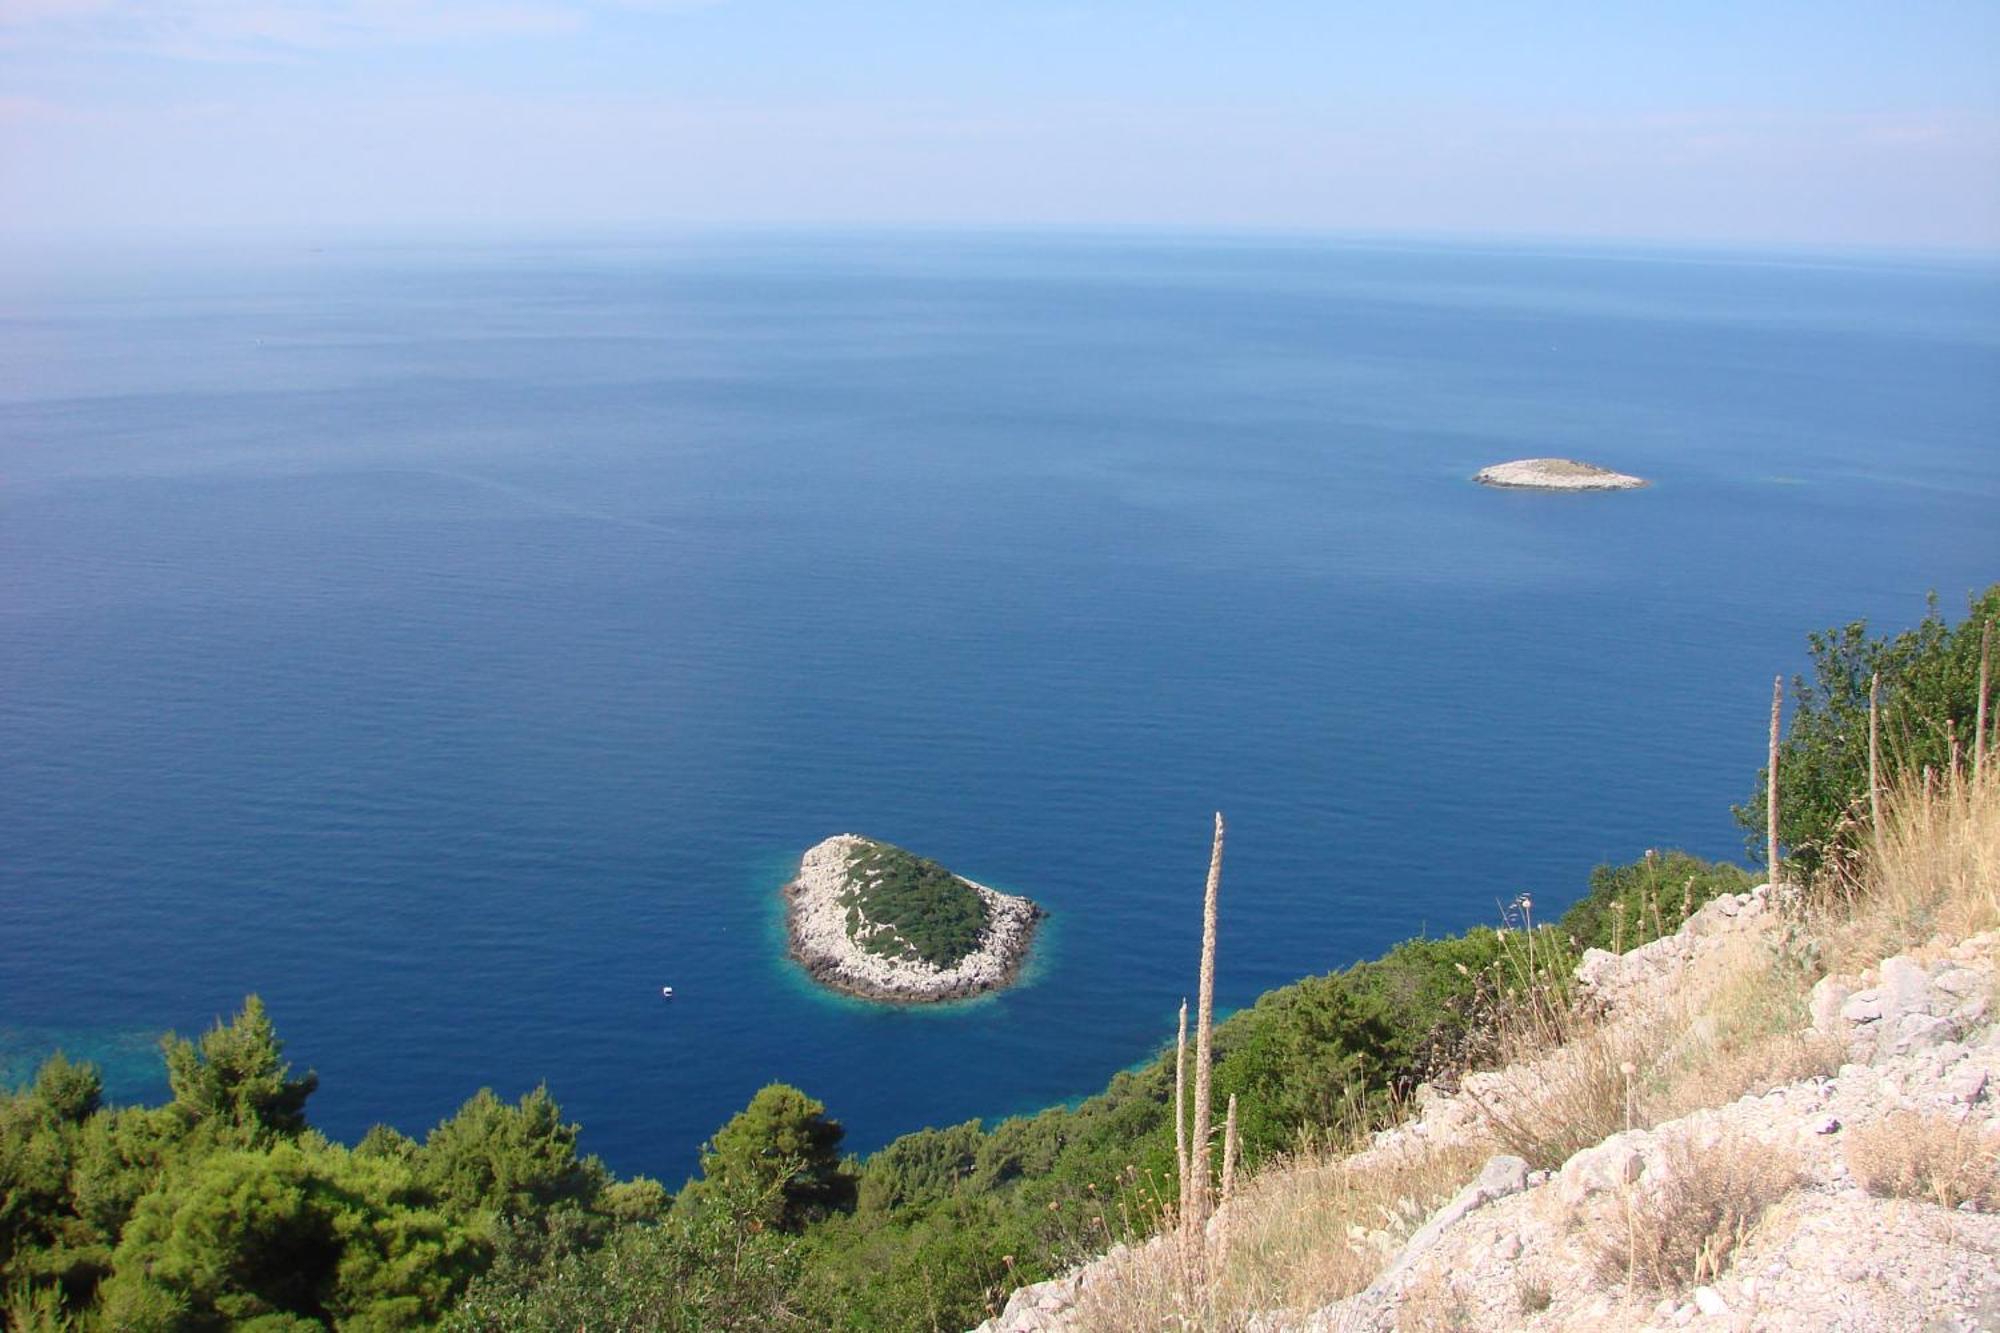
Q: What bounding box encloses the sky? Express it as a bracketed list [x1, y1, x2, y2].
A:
[3, 1, 1998, 250]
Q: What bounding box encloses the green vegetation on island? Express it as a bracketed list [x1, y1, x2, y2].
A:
[840, 839, 990, 968]
[3, 584, 1990, 1331]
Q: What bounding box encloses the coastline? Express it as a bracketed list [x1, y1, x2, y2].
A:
[784, 834, 1044, 1004]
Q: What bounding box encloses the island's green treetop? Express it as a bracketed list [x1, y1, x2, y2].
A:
[839, 840, 989, 968]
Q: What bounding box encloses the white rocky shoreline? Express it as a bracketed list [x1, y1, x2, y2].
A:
[785, 834, 1043, 1003]
[1475, 457, 1649, 490]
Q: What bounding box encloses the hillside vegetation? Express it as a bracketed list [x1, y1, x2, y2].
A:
[1, 584, 1991, 1332]
[1040, 755, 1999, 1330]
[840, 840, 990, 968]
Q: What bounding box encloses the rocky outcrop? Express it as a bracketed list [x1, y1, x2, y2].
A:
[973, 891, 2000, 1332]
[786, 835, 1042, 1003]
[1474, 458, 1649, 490]
[1286, 930, 2000, 1332]
[1812, 945, 1994, 1065]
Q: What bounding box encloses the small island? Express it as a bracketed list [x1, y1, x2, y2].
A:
[784, 834, 1043, 1003]
[1474, 457, 1648, 490]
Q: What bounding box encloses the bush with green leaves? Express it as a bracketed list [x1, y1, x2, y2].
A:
[1736, 584, 1998, 881]
[158, 997, 317, 1150]
[95, 1137, 480, 1331]
[443, 1176, 804, 1333]
[683, 1084, 855, 1232]
[411, 1087, 608, 1222]
[1558, 852, 1753, 953]
[0, 999, 662, 1331]
[839, 841, 990, 967]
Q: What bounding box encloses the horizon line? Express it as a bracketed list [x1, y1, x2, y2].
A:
[4, 219, 1997, 268]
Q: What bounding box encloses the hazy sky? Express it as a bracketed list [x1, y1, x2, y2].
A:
[4, 1, 1998, 250]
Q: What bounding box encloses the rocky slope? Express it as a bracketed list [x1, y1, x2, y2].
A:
[978, 885, 2000, 1331]
[787, 834, 1042, 1003]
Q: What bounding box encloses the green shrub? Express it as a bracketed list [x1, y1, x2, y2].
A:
[412, 1086, 607, 1221]
[686, 1084, 855, 1231]
[96, 1139, 481, 1330]
[1559, 852, 1753, 953]
[840, 841, 991, 968]
[444, 1177, 802, 1333]
[1736, 584, 1998, 881]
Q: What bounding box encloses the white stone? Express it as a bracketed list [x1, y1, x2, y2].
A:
[1931, 966, 1985, 997]
[1879, 955, 1933, 1017]
[1810, 976, 1854, 1032]
[1841, 991, 1884, 1024]
[1946, 1066, 1989, 1104]
[1891, 1012, 1957, 1054]
[1558, 1133, 1651, 1204]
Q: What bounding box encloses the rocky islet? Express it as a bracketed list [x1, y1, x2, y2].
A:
[785, 834, 1043, 1003]
[1475, 458, 1649, 490]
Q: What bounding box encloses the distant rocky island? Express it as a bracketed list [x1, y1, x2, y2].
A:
[785, 834, 1043, 1003]
[1474, 457, 1648, 490]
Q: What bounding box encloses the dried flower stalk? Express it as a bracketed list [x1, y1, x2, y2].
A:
[1221, 1092, 1240, 1204]
[1768, 675, 1783, 887]
[1174, 998, 1189, 1222]
[1188, 811, 1225, 1231]
[1870, 671, 1883, 863]
[1976, 621, 1991, 780]
[1216, 1092, 1241, 1274]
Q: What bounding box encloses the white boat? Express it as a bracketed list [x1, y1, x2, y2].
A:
[660, 986, 674, 999]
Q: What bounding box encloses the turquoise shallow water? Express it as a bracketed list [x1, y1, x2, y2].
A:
[1, 231, 1995, 1180]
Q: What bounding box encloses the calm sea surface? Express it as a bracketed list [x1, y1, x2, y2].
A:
[2, 232, 1995, 1180]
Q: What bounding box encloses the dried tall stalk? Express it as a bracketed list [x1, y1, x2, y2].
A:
[1869, 671, 1884, 863]
[1220, 1093, 1240, 1205]
[1216, 1093, 1241, 1272]
[1174, 999, 1189, 1223]
[1978, 621, 1992, 780]
[1768, 676, 1784, 887]
[1188, 812, 1225, 1232]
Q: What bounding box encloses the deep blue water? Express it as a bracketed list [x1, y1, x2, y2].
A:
[2, 231, 1995, 1181]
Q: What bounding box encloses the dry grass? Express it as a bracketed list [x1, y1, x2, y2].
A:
[1589, 1131, 1799, 1292]
[1463, 926, 1836, 1170]
[1067, 1136, 1491, 1330]
[1644, 933, 1841, 1121]
[1823, 765, 2000, 972]
[1062, 767, 1997, 1327]
[1846, 1109, 2000, 1211]
[1468, 762, 1993, 1169]
[1210, 1138, 1491, 1312]
[1450, 907, 1645, 1171]
[1460, 1011, 1660, 1171]
[1392, 1268, 1473, 1332]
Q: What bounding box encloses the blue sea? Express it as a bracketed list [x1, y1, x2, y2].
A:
[2, 231, 1995, 1181]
